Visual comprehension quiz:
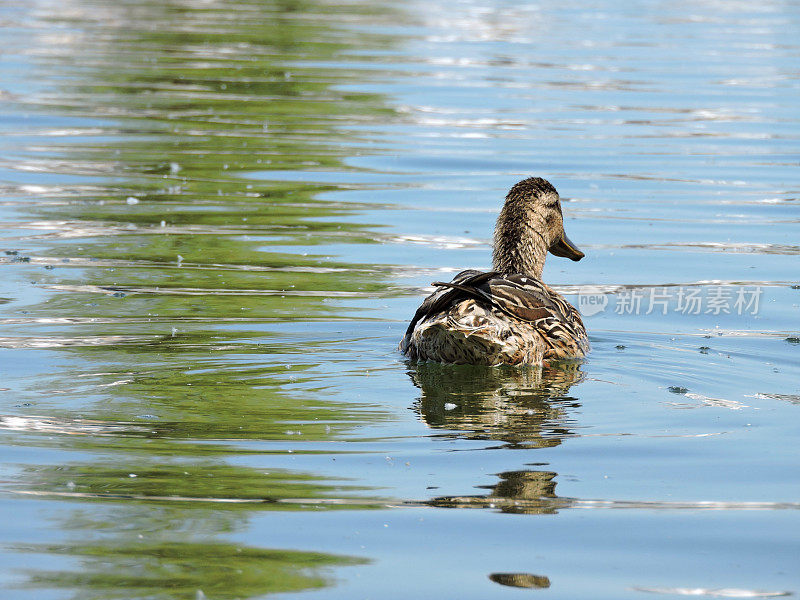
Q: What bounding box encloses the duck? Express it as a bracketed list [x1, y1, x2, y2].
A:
[400, 177, 589, 366]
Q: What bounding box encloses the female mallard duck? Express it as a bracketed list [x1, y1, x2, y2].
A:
[400, 177, 589, 366]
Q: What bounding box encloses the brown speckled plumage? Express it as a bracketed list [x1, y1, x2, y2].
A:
[400, 177, 589, 366]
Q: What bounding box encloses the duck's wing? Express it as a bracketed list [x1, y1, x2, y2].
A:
[428, 272, 560, 322]
[426, 272, 588, 357]
[492, 274, 588, 356]
[482, 274, 566, 323]
[402, 269, 490, 343]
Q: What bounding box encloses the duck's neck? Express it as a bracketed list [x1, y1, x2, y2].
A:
[491, 208, 549, 278]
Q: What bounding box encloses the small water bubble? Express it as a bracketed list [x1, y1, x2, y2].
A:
[126, 196, 139, 205]
[160, 220, 166, 227]
[444, 403, 457, 411]
[128, 473, 137, 478]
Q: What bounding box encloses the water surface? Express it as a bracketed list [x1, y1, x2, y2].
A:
[0, 0, 798, 598]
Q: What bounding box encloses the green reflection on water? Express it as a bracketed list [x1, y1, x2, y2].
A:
[19, 460, 376, 507]
[3, 0, 402, 597]
[17, 540, 364, 600]
[13, 0, 399, 443]
[31, 345, 390, 442]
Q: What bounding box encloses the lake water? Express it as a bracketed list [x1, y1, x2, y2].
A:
[0, 0, 798, 598]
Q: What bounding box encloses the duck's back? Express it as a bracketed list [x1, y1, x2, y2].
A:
[400, 270, 588, 366]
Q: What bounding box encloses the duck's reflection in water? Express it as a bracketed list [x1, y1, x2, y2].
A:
[409, 361, 584, 516]
[410, 360, 584, 449]
[427, 469, 571, 515]
[489, 572, 551, 589]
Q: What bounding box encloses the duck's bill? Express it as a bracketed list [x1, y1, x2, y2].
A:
[549, 233, 584, 261]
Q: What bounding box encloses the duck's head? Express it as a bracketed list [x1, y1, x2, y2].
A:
[492, 177, 584, 278]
